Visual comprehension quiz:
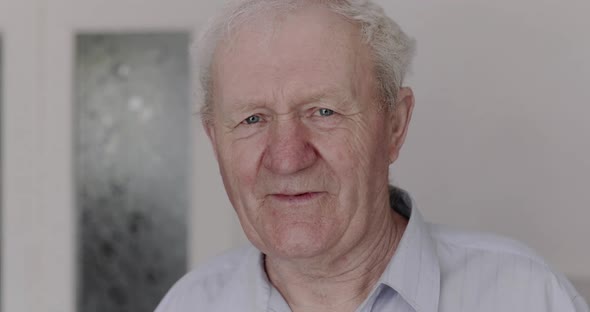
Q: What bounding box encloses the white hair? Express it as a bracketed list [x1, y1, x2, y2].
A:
[192, 0, 416, 123]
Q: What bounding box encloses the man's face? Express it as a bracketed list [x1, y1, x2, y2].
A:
[206, 6, 412, 259]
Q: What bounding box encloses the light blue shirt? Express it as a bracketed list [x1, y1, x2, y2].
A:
[155, 188, 589, 312]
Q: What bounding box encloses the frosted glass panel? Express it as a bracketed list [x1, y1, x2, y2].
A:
[74, 33, 190, 312]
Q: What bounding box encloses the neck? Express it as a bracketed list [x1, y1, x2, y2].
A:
[264, 198, 408, 312]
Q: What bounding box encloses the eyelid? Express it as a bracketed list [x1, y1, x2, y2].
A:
[311, 107, 336, 116]
[240, 113, 266, 126]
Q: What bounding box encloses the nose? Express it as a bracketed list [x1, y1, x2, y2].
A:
[262, 116, 318, 175]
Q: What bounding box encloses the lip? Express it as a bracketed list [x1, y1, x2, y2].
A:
[269, 192, 324, 203]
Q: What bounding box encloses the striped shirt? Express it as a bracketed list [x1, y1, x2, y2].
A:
[155, 188, 589, 312]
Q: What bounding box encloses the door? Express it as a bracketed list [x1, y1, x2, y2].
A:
[1, 1, 241, 311]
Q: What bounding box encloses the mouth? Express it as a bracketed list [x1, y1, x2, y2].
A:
[269, 192, 324, 203]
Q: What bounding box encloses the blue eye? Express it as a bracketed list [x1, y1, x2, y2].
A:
[244, 115, 261, 125]
[318, 108, 334, 117]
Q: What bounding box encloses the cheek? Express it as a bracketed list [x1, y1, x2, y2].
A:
[315, 120, 388, 182]
[353, 116, 390, 166]
[219, 134, 267, 191]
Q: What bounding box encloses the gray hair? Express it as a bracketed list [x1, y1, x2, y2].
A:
[192, 0, 416, 124]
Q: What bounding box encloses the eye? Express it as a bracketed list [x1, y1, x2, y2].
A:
[317, 108, 335, 117]
[243, 114, 261, 125]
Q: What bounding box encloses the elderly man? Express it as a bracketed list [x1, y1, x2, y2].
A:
[156, 0, 589, 311]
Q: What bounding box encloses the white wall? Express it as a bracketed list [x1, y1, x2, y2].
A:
[382, 0, 590, 294]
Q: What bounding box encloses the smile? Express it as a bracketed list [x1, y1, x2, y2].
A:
[270, 192, 324, 203]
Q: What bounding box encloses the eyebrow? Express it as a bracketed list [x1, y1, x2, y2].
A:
[298, 88, 357, 113]
[224, 86, 356, 115]
[286, 87, 357, 112]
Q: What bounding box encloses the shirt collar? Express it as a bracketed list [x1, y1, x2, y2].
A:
[379, 186, 441, 312]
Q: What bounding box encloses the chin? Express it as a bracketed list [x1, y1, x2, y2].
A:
[262, 224, 334, 260]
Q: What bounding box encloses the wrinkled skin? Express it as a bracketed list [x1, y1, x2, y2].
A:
[205, 5, 414, 274]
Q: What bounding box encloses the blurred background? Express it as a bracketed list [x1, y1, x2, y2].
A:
[1, 0, 589, 311]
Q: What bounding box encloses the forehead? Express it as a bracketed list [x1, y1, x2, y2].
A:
[211, 5, 374, 108]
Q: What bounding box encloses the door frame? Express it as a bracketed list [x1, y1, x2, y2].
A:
[2, 1, 240, 311]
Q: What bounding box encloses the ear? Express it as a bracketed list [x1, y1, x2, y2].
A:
[387, 87, 415, 164]
[203, 120, 220, 162]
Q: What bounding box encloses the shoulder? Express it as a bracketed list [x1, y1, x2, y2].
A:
[154, 244, 259, 312]
[429, 223, 546, 264]
[428, 223, 589, 311]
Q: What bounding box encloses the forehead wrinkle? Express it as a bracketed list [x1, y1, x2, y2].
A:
[213, 4, 375, 118]
[286, 86, 356, 109]
[216, 67, 278, 114]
